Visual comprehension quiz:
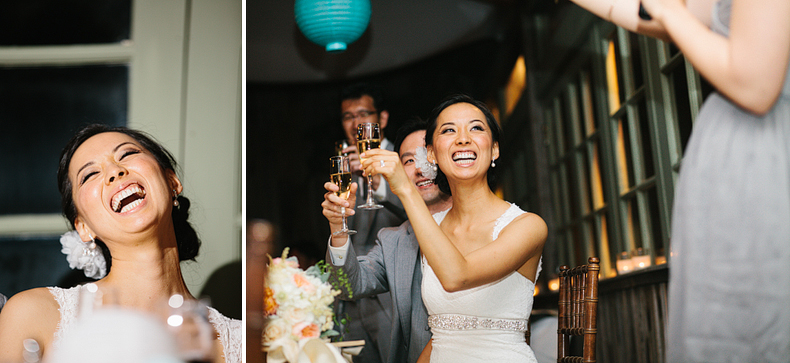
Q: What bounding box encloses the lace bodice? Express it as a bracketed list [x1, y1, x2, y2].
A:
[48, 285, 241, 363]
[421, 203, 540, 362]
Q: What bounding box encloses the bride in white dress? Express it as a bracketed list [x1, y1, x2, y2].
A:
[0, 125, 240, 362]
[362, 94, 547, 362]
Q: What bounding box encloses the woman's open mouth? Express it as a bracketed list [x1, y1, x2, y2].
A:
[452, 151, 477, 166]
[111, 183, 146, 213]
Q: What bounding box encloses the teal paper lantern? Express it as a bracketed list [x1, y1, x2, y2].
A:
[294, 0, 371, 53]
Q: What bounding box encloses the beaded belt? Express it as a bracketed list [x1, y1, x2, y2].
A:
[428, 314, 528, 332]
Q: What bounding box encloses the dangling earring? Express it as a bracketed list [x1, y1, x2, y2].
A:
[85, 234, 98, 257]
[491, 159, 496, 168]
[172, 189, 180, 207]
[432, 162, 438, 172]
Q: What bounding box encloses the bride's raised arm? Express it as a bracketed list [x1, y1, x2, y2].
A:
[360, 148, 547, 292]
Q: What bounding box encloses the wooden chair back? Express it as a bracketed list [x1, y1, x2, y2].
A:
[557, 257, 600, 363]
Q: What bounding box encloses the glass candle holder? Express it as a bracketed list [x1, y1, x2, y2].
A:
[616, 251, 634, 275]
[632, 247, 652, 270]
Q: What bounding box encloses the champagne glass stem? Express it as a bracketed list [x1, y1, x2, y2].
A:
[340, 206, 349, 231]
[367, 175, 374, 205]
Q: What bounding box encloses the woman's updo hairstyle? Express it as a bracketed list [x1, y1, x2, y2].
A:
[57, 124, 201, 271]
[425, 94, 503, 196]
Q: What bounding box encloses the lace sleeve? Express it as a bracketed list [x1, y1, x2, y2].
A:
[48, 286, 80, 349]
[208, 307, 242, 363]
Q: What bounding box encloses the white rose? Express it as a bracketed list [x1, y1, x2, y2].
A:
[281, 307, 310, 324]
[263, 318, 289, 344]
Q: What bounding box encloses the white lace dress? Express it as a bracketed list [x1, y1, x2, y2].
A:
[421, 203, 540, 362]
[48, 285, 242, 363]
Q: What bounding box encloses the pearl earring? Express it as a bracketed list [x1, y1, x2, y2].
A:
[172, 189, 179, 207]
[491, 159, 496, 168]
[87, 234, 97, 251]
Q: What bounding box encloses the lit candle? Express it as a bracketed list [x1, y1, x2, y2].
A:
[548, 277, 560, 292]
[632, 254, 651, 270]
[616, 251, 633, 274]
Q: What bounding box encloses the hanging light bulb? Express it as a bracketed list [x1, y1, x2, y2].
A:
[294, 0, 371, 53]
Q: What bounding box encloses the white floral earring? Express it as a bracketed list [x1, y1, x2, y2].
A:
[60, 231, 107, 279]
[415, 146, 438, 180]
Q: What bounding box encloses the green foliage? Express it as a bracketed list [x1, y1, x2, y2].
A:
[315, 260, 353, 299]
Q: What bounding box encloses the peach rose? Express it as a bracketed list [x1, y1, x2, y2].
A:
[292, 321, 320, 340]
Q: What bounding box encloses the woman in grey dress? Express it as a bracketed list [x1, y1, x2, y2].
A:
[567, 0, 790, 360]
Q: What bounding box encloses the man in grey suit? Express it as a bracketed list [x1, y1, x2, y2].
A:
[335, 83, 407, 363]
[323, 119, 452, 363]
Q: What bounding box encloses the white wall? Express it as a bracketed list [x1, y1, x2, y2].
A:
[129, 0, 242, 295]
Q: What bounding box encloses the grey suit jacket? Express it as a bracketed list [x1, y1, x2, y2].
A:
[328, 221, 430, 363]
[339, 138, 406, 363]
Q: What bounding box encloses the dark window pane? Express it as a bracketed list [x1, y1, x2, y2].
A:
[646, 187, 665, 258]
[0, 0, 131, 46]
[0, 65, 128, 215]
[580, 150, 593, 215]
[571, 223, 584, 267]
[671, 66, 693, 153]
[637, 100, 655, 178]
[628, 32, 644, 90]
[585, 218, 599, 261]
[558, 164, 571, 222]
[566, 157, 580, 220]
[560, 94, 575, 153]
[628, 198, 643, 249]
[0, 235, 76, 296]
[618, 117, 636, 188]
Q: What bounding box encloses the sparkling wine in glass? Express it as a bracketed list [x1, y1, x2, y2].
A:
[330, 156, 357, 236]
[356, 123, 383, 210]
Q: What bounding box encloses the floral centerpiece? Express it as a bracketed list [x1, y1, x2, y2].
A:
[264, 249, 343, 362]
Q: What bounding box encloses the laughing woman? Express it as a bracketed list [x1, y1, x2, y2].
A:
[361, 94, 547, 362]
[0, 124, 241, 362]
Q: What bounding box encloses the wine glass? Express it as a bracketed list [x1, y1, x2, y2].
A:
[330, 156, 357, 236]
[163, 294, 215, 363]
[356, 123, 383, 210]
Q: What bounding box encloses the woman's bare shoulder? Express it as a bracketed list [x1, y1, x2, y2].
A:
[512, 210, 547, 229]
[0, 287, 61, 356]
[2, 287, 59, 316]
[0, 288, 60, 324]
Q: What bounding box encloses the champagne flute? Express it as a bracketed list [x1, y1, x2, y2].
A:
[356, 123, 383, 210]
[330, 156, 356, 236]
[164, 294, 215, 363]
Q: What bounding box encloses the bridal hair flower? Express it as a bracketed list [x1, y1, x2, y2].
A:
[415, 146, 437, 180]
[60, 230, 107, 279]
[264, 248, 341, 363]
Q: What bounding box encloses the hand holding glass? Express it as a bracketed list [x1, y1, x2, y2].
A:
[330, 156, 356, 236]
[356, 123, 383, 210]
